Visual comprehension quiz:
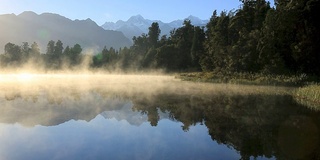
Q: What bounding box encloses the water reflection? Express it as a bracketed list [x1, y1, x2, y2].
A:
[0, 74, 319, 159]
[132, 93, 320, 159]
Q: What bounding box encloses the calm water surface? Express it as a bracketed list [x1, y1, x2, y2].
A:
[0, 74, 319, 160]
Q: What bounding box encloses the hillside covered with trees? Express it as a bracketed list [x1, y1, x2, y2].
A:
[1, 0, 319, 76]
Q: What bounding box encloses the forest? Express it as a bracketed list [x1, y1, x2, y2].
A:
[1, 0, 319, 77]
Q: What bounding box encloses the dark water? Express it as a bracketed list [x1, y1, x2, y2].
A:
[0, 75, 319, 160]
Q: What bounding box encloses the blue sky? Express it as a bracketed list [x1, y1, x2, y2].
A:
[0, 0, 274, 25]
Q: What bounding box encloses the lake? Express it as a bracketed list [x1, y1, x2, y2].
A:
[0, 74, 319, 160]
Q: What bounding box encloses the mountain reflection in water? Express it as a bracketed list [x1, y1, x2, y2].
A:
[0, 74, 319, 160]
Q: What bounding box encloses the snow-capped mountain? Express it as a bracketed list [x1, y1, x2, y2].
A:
[168, 15, 208, 28]
[100, 102, 172, 126]
[101, 15, 208, 40]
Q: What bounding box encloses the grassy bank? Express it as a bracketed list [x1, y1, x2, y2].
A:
[176, 72, 320, 110]
[294, 84, 320, 110]
[176, 72, 317, 86]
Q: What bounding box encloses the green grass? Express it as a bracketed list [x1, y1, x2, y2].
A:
[176, 72, 320, 110]
[294, 84, 320, 110]
[176, 72, 316, 86]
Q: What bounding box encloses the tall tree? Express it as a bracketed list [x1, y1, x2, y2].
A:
[46, 40, 55, 55]
[54, 40, 64, 55]
[30, 42, 40, 56]
[148, 22, 161, 47]
[171, 20, 195, 69]
[4, 42, 22, 63]
[191, 26, 205, 70]
[229, 0, 271, 72]
[63, 46, 70, 55]
[203, 11, 231, 71]
[200, 10, 218, 71]
[69, 44, 82, 65]
[29, 42, 41, 64]
[132, 34, 148, 59]
[258, 9, 282, 73]
[21, 42, 30, 55]
[21, 42, 31, 62]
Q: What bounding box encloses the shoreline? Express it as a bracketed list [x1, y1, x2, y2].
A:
[176, 72, 320, 110]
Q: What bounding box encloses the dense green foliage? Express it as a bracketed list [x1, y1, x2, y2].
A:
[92, 20, 206, 72]
[0, 0, 319, 76]
[201, 0, 320, 75]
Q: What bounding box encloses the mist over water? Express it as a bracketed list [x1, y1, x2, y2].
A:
[0, 72, 296, 130]
[0, 72, 319, 159]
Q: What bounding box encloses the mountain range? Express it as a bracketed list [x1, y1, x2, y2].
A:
[100, 102, 172, 126]
[0, 11, 132, 53]
[101, 15, 208, 40]
[0, 11, 208, 53]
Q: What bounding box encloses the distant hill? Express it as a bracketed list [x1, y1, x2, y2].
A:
[0, 11, 132, 53]
[101, 15, 208, 40]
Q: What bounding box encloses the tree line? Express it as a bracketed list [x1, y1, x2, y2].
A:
[0, 40, 83, 69]
[1, 0, 319, 75]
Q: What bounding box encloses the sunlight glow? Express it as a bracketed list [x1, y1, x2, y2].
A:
[0, 73, 39, 82]
[16, 73, 35, 81]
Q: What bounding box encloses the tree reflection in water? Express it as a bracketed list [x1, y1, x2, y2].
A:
[132, 93, 320, 160]
[0, 75, 319, 159]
